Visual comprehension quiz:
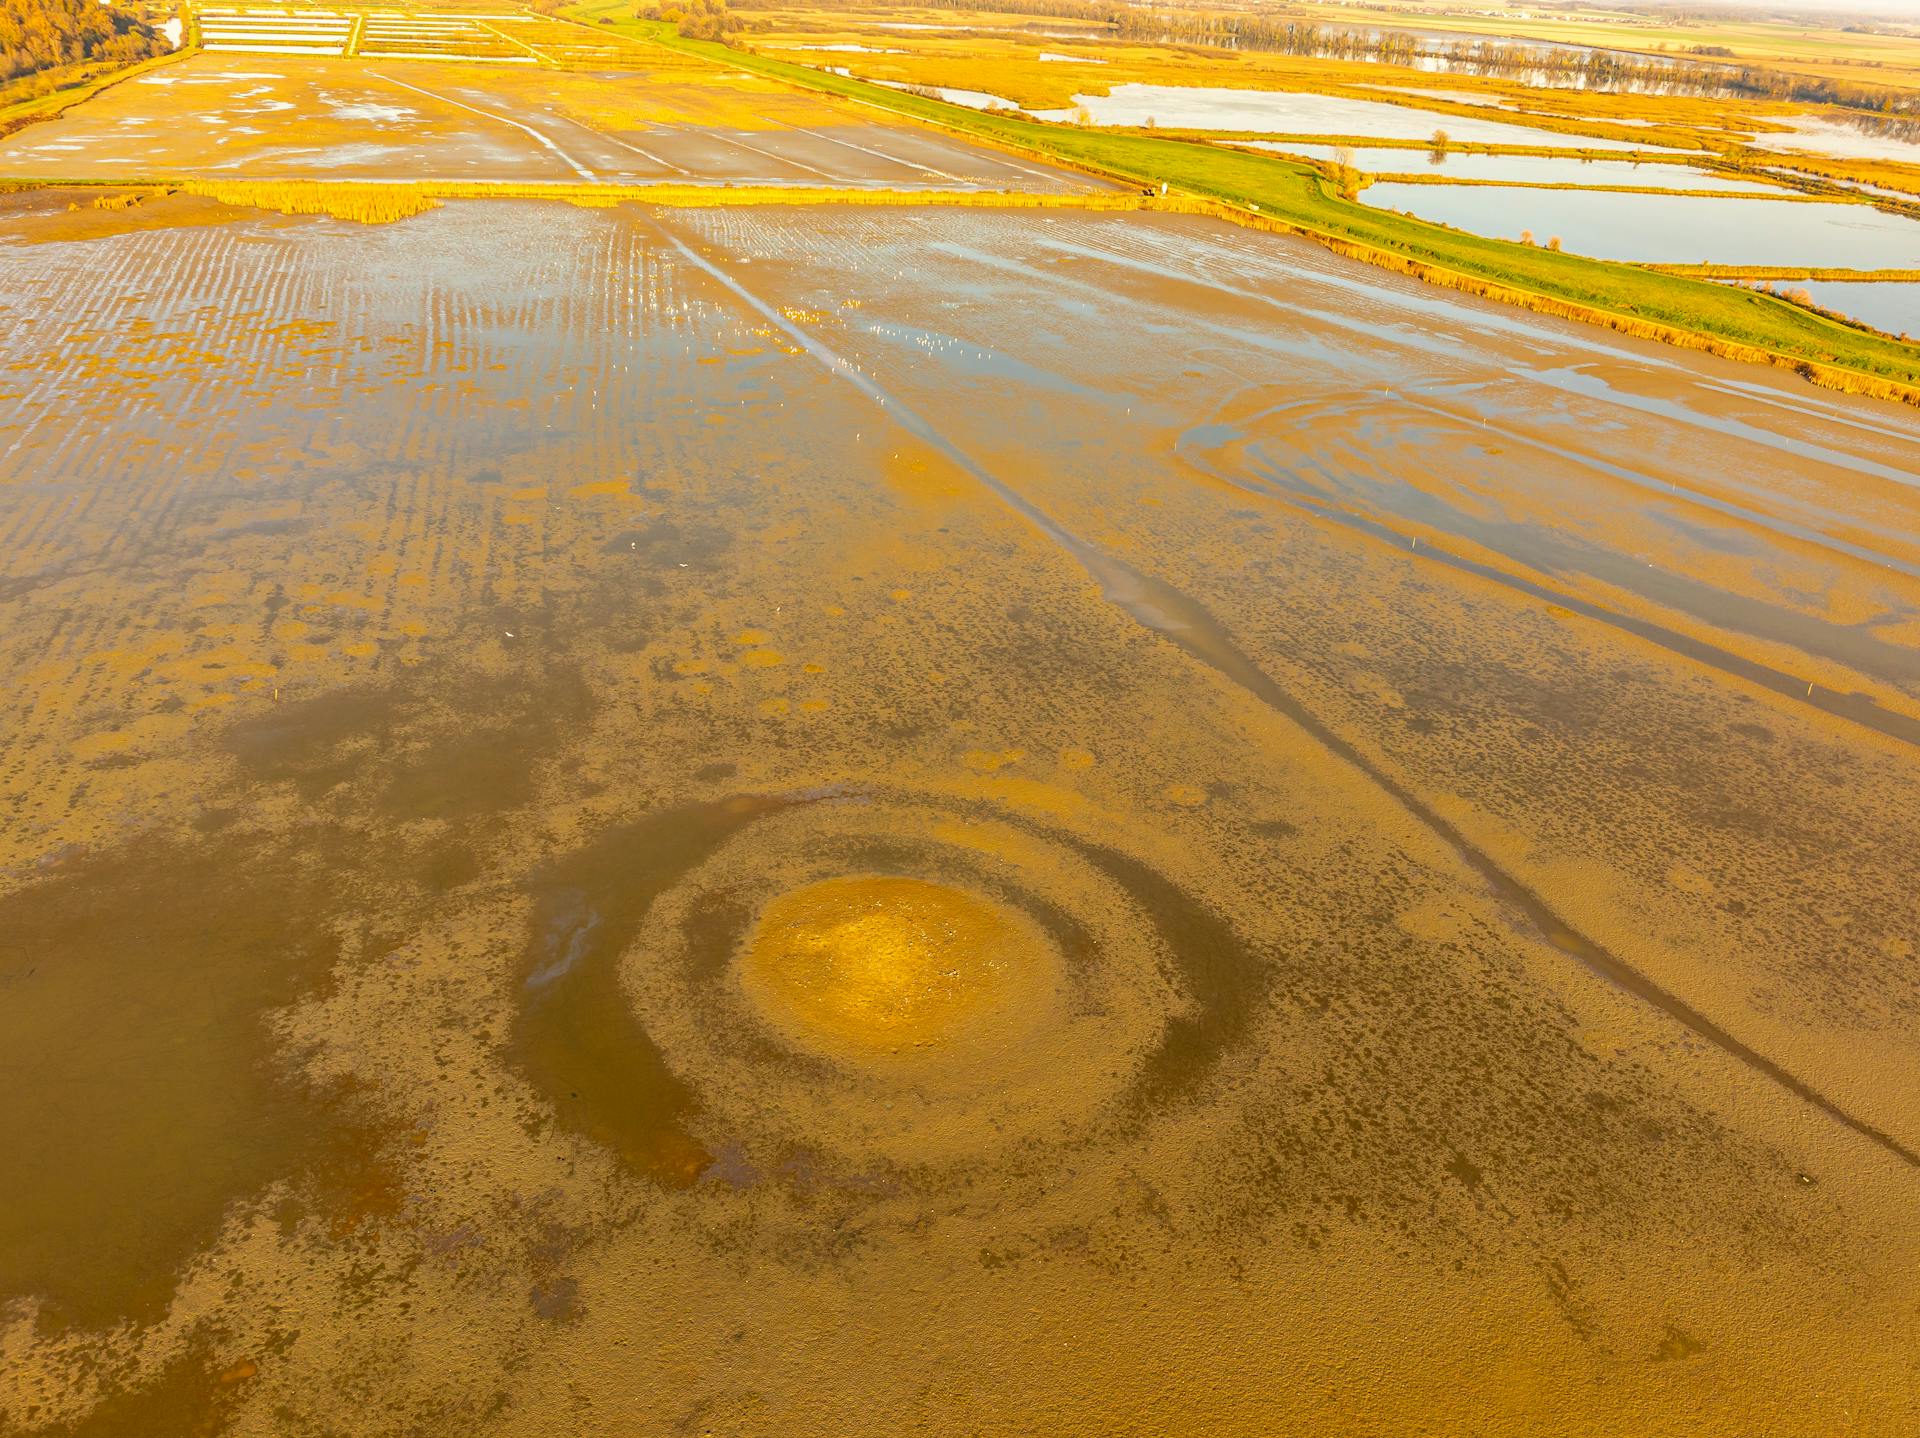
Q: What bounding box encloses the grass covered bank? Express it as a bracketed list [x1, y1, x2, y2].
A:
[567, 5, 1920, 402]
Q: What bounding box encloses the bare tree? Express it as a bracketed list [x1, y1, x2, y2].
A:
[1332, 146, 1360, 199]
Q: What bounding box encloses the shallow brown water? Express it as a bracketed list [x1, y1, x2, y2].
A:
[1, 199, 1918, 1435]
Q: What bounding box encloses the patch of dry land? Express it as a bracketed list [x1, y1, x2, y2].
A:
[2, 26, 1920, 1438]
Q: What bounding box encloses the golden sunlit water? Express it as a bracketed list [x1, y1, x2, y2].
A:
[2, 79, 1919, 1432]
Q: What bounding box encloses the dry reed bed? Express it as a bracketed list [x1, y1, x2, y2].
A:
[173, 179, 1157, 221]
[1643, 264, 1920, 282]
[177, 181, 446, 223]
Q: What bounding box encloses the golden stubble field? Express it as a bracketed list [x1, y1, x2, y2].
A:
[2, 191, 1919, 1434]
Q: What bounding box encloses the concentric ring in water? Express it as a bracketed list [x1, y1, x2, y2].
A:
[615, 791, 1200, 1169]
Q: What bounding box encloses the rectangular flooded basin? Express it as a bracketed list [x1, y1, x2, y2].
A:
[1362, 181, 1920, 265]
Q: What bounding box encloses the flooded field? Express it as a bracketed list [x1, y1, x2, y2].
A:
[1388, 58, 1745, 98]
[1363, 182, 1920, 265]
[1788, 280, 1920, 339]
[0, 52, 1110, 190]
[2, 194, 1919, 1435]
[1025, 82, 1667, 149]
[1239, 142, 1789, 191]
[1762, 114, 1920, 165]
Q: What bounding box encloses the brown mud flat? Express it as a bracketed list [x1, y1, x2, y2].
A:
[0, 184, 280, 242]
[0, 52, 1115, 193]
[1, 199, 1918, 1435]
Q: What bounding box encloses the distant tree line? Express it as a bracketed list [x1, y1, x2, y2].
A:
[1, 0, 165, 89]
[640, 0, 741, 41]
[1375, 35, 1920, 117]
[734, 0, 1917, 119]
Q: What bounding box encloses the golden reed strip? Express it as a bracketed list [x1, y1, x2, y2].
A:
[172, 179, 1156, 220]
[1641, 264, 1920, 281]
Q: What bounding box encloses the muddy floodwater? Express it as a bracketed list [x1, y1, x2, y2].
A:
[3, 196, 1920, 1436]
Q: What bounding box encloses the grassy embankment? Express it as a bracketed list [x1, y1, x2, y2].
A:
[745, 10, 1920, 217]
[565, 6, 1920, 403]
[743, 10, 1920, 207]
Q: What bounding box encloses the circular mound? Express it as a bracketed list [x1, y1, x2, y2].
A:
[737, 874, 1063, 1066]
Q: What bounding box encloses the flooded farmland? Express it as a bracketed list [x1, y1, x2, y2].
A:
[0, 52, 1113, 190]
[3, 191, 1919, 1435]
[1787, 279, 1920, 338]
[1023, 83, 1670, 148]
[1241, 142, 1791, 191]
[1362, 181, 1920, 265]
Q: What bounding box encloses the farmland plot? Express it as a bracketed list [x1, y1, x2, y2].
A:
[0, 51, 1117, 189]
